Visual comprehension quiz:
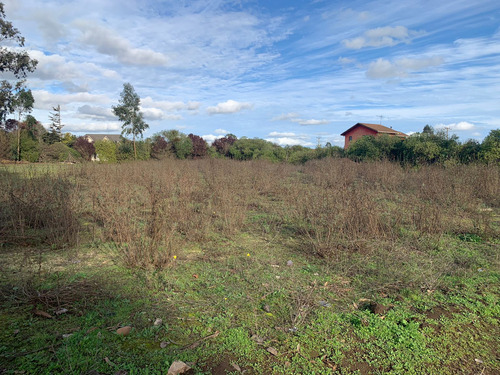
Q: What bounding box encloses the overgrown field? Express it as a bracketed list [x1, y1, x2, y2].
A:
[1, 159, 499, 374]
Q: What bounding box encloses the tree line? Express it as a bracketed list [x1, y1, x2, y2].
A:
[1, 119, 499, 165]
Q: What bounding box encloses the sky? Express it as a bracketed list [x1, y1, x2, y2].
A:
[4, 0, 500, 147]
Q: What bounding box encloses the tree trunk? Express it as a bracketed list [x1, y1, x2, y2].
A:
[133, 134, 137, 159]
[17, 127, 20, 162]
[17, 111, 21, 162]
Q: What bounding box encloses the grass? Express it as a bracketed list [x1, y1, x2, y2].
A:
[0, 159, 499, 374]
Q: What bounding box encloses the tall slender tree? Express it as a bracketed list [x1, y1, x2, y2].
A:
[13, 89, 34, 160]
[43, 104, 63, 144]
[112, 83, 148, 159]
[49, 104, 63, 134]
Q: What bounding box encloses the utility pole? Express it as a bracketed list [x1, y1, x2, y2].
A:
[316, 136, 321, 147]
[377, 115, 384, 125]
[444, 126, 450, 139]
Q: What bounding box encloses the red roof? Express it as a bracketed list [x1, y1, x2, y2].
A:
[341, 123, 407, 137]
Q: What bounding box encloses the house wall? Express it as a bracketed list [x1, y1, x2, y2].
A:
[344, 126, 377, 149]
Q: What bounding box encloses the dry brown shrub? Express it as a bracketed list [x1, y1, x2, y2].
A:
[0, 172, 80, 247]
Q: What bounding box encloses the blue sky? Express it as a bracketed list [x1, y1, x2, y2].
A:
[4, 0, 500, 146]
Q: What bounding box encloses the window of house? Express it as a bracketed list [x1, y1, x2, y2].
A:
[349, 136, 352, 142]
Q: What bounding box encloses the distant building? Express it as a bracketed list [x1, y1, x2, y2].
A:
[83, 134, 122, 161]
[341, 123, 407, 149]
[84, 134, 122, 143]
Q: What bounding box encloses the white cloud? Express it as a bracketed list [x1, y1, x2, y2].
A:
[201, 134, 218, 143]
[268, 131, 297, 137]
[266, 137, 314, 146]
[215, 128, 228, 135]
[63, 121, 121, 133]
[272, 112, 329, 126]
[338, 57, 355, 65]
[265, 131, 314, 147]
[77, 105, 114, 119]
[29, 50, 119, 82]
[32, 90, 110, 110]
[366, 56, 444, 79]
[74, 20, 168, 66]
[435, 121, 477, 131]
[141, 107, 183, 121]
[343, 26, 420, 49]
[207, 100, 253, 114]
[272, 112, 300, 121]
[142, 97, 198, 112]
[296, 119, 329, 126]
[186, 101, 201, 111]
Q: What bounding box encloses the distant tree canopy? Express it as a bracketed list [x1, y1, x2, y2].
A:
[212, 134, 237, 157]
[0, 118, 498, 165]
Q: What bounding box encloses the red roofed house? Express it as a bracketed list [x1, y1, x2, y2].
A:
[341, 123, 408, 149]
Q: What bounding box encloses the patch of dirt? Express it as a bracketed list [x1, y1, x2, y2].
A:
[203, 356, 244, 375]
[340, 352, 377, 375]
[359, 301, 392, 315]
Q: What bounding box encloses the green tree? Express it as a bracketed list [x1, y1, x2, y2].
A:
[160, 129, 192, 159]
[112, 83, 149, 159]
[228, 137, 281, 161]
[24, 114, 45, 140]
[14, 128, 39, 162]
[0, 3, 37, 122]
[94, 140, 117, 163]
[347, 135, 381, 161]
[457, 140, 481, 164]
[422, 124, 434, 135]
[480, 129, 500, 164]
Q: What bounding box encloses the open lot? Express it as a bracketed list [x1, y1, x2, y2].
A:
[1, 159, 499, 374]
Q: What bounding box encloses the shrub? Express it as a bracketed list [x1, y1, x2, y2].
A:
[94, 140, 117, 162]
[73, 137, 95, 161]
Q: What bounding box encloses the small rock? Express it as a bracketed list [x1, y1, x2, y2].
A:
[154, 318, 163, 326]
[475, 358, 484, 364]
[266, 347, 278, 356]
[263, 304, 271, 312]
[116, 326, 132, 336]
[319, 300, 331, 308]
[62, 333, 73, 339]
[286, 260, 293, 267]
[160, 341, 168, 348]
[167, 361, 191, 375]
[55, 308, 69, 315]
[288, 326, 298, 333]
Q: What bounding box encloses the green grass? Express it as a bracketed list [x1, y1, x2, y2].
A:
[1, 233, 498, 374]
